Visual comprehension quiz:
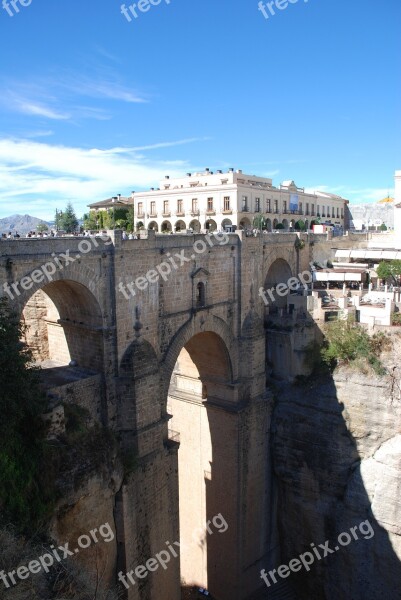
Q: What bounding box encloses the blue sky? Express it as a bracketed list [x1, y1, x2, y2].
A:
[0, 0, 400, 219]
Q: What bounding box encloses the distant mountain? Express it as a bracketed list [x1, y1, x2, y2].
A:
[0, 214, 50, 235]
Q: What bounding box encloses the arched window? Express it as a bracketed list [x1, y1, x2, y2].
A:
[196, 282, 206, 307]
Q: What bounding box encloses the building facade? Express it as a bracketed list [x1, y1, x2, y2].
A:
[131, 169, 349, 233]
[394, 170, 401, 249]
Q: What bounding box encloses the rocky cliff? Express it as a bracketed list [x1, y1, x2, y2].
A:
[271, 332, 401, 599]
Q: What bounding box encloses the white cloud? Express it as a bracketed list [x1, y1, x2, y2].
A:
[0, 137, 204, 219]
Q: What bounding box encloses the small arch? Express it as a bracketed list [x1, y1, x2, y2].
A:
[282, 219, 289, 231]
[148, 221, 159, 232]
[273, 218, 278, 229]
[136, 221, 144, 230]
[265, 218, 272, 232]
[161, 220, 172, 232]
[221, 218, 233, 231]
[205, 219, 217, 232]
[189, 219, 201, 233]
[239, 217, 252, 230]
[175, 220, 186, 232]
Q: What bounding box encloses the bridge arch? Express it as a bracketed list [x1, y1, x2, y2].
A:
[162, 317, 238, 596]
[21, 279, 105, 373]
[264, 258, 293, 309]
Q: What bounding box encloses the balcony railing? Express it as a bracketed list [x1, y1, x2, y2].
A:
[149, 213, 157, 218]
[162, 212, 171, 218]
[175, 211, 185, 216]
[222, 209, 232, 214]
[190, 211, 200, 217]
[206, 209, 216, 215]
[137, 212, 145, 219]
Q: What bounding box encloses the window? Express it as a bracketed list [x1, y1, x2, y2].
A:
[137, 202, 143, 216]
[311, 205, 315, 216]
[255, 197, 260, 212]
[177, 199, 183, 214]
[327, 206, 330, 217]
[337, 207, 339, 218]
[317, 205, 320, 216]
[274, 199, 278, 213]
[266, 198, 271, 212]
[207, 197, 214, 211]
[299, 202, 303, 214]
[283, 200, 287, 213]
[196, 282, 206, 307]
[341, 208, 344, 218]
[332, 207, 335, 218]
[306, 203, 309, 216]
[224, 196, 230, 211]
[163, 200, 169, 215]
[150, 201, 156, 215]
[242, 196, 248, 211]
[192, 198, 198, 213]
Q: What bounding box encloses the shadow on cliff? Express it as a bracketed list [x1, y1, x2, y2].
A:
[267, 322, 401, 600]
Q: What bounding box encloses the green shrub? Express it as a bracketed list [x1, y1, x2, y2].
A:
[321, 317, 388, 375]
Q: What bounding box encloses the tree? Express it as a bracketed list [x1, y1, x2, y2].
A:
[0, 298, 48, 530]
[295, 220, 305, 231]
[83, 211, 98, 231]
[275, 223, 285, 230]
[252, 215, 266, 230]
[376, 260, 401, 284]
[36, 222, 49, 233]
[59, 202, 79, 233]
[379, 223, 388, 231]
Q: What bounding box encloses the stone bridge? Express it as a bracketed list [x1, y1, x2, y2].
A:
[0, 231, 312, 600]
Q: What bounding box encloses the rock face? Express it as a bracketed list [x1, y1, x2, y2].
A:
[271, 336, 401, 600]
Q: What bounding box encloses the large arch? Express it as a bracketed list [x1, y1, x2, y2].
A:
[265, 218, 272, 232]
[166, 329, 237, 598]
[21, 279, 105, 373]
[264, 258, 293, 309]
[282, 218, 289, 231]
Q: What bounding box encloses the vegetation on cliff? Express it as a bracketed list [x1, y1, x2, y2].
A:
[0, 297, 49, 531]
[321, 316, 390, 376]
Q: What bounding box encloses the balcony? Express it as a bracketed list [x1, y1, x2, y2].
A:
[190, 211, 200, 217]
[317, 213, 321, 217]
[162, 212, 171, 218]
[241, 207, 249, 212]
[137, 212, 145, 219]
[222, 209, 232, 215]
[266, 208, 271, 213]
[206, 209, 216, 215]
[149, 213, 158, 218]
[175, 211, 185, 217]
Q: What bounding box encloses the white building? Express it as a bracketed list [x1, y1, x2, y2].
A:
[132, 169, 349, 233]
[394, 170, 401, 249]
